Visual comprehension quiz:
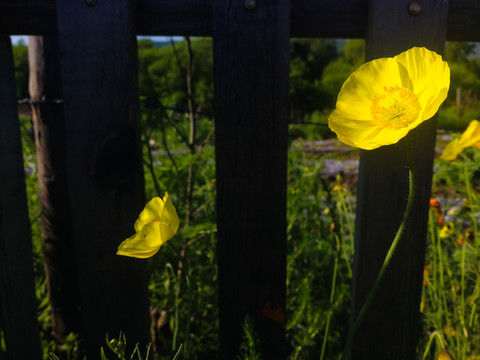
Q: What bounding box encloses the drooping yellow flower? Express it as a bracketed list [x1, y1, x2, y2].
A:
[117, 193, 180, 258]
[441, 120, 480, 161]
[437, 349, 455, 360]
[439, 222, 454, 239]
[329, 47, 450, 150]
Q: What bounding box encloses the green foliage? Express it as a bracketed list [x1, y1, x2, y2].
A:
[12, 39, 29, 99]
[139, 38, 218, 360]
[321, 39, 365, 106]
[418, 149, 480, 359]
[286, 149, 353, 359]
[439, 41, 480, 130]
[137, 38, 214, 112]
[237, 316, 262, 360]
[438, 105, 480, 131]
[100, 333, 151, 360]
[289, 39, 338, 121]
[0, 330, 6, 358]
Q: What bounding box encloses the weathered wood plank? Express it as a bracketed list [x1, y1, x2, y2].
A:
[0, 33, 42, 360]
[212, 0, 290, 359]
[349, 1, 449, 359]
[1, 0, 479, 41]
[55, 0, 150, 357]
[28, 35, 82, 341]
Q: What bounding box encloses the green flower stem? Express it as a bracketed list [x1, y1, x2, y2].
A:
[422, 331, 445, 359]
[463, 165, 479, 256]
[167, 241, 193, 355]
[144, 133, 163, 197]
[341, 144, 416, 360]
[320, 233, 341, 360]
[172, 343, 184, 360]
[338, 188, 355, 251]
[436, 222, 454, 347]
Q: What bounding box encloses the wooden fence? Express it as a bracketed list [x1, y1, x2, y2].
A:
[1, 0, 479, 359]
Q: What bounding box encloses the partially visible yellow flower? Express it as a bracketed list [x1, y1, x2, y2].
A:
[329, 47, 450, 150]
[439, 222, 454, 239]
[117, 193, 180, 258]
[441, 120, 480, 161]
[437, 349, 455, 360]
[332, 184, 343, 192]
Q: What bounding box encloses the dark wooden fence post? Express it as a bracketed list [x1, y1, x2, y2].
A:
[0, 33, 42, 360]
[212, 0, 290, 359]
[55, 0, 150, 356]
[28, 35, 82, 341]
[350, 1, 449, 359]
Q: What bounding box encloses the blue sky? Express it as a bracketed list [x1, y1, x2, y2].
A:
[10, 35, 181, 45]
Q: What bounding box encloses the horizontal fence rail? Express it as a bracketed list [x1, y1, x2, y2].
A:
[0, 0, 479, 41]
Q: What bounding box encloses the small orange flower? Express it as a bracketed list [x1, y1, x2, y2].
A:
[438, 215, 445, 227]
[430, 198, 441, 208]
[262, 301, 285, 323]
[329, 222, 336, 233]
[429, 198, 444, 226]
[443, 326, 456, 337]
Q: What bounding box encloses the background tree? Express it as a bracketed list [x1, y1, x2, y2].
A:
[440, 41, 480, 129]
[289, 39, 337, 122]
[12, 39, 28, 99]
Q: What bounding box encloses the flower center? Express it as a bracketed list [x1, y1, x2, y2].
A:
[370, 85, 421, 129]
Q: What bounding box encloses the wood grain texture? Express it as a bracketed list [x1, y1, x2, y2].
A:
[349, 0, 449, 359]
[0, 33, 42, 360]
[28, 35, 82, 341]
[1, 0, 479, 41]
[55, 0, 150, 356]
[212, 0, 290, 358]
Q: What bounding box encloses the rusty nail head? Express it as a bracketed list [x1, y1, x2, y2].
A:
[245, 0, 256, 10]
[85, 0, 97, 6]
[409, 2, 422, 15]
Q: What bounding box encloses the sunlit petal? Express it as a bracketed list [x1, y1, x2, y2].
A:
[117, 192, 180, 258]
[329, 47, 450, 150]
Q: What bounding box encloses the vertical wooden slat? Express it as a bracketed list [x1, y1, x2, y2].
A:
[0, 34, 42, 360]
[28, 35, 82, 341]
[212, 0, 290, 359]
[55, 0, 150, 357]
[350, 1, 449, 359]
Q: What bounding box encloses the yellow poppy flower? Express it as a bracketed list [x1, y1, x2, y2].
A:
[117, 192, 180, 258]
[328, 47, 450, 150]
[441, 120, 480, 161]
[439, 222, 454, 239]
